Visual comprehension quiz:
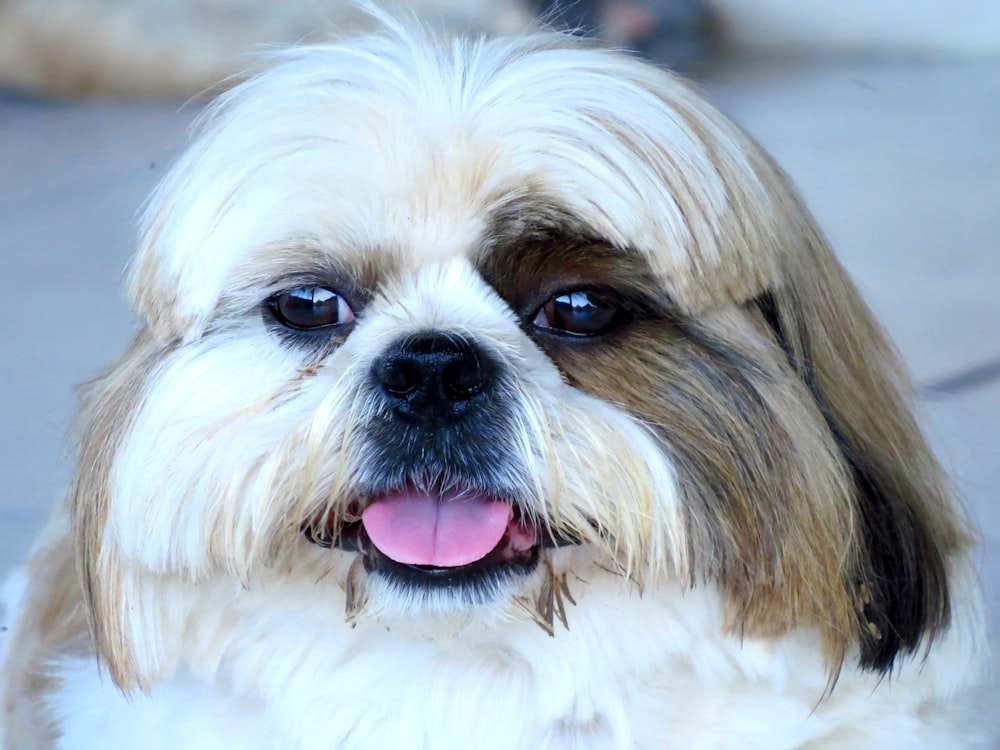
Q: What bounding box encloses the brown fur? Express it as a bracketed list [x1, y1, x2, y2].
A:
[758, 195, 969, 669]
[479, 201, 969, 678]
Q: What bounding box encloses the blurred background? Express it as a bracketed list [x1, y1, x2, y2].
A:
[1, 0, 998, 649]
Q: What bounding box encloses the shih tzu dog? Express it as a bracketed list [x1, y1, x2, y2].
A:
[1, 14, 993, 750]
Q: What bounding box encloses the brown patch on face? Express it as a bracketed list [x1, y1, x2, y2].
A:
[2, 515, 89, 749]
[549, 303, 864, 669]
[71, 327, 173, 691]
[478, 200, 967, 679]
[479, 214, 859, 660]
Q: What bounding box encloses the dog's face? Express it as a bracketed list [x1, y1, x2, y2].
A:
[72, 25, 966, 691]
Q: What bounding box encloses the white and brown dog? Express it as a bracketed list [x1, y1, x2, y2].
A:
[1, 16, 993, 749]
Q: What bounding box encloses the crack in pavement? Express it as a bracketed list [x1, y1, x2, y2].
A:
[920, 356, 1000, 400]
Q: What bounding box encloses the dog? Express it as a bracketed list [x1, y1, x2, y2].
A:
[1, 15, 993, 749]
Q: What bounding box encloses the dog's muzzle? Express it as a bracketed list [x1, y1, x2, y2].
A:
[302, 331, 579, 594]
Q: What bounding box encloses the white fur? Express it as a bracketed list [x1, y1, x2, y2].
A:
[51, 554, 990, 749]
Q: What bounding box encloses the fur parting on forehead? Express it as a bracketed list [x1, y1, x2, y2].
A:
[130, 21, 793, 341]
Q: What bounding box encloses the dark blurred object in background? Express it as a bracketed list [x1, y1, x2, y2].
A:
[536, 0, 714, 70]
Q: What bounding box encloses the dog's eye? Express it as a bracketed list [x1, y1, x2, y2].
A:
[269, 286, 355, 330]
[531, 290, 623, 337]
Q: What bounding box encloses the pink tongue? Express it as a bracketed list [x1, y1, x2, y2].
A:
[362, 487, 512, 567]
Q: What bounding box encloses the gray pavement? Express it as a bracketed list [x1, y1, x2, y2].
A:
[1, 60, 998, 639]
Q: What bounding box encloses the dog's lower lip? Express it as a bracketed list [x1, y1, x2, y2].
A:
[363, 538, 540, 590]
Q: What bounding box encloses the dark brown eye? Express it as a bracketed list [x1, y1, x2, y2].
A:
[531, 290, 623, 337]
[270, 286, 355, 330]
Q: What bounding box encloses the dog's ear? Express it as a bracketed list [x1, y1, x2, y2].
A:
[72, 329, 168, 692]
[751, 193, 969, 674]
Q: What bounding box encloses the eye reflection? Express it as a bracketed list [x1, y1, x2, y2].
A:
[270, 286, 355, 330]
[532, 290, 622, 336]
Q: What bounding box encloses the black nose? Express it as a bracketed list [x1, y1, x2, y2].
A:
[372, 333, 497, 427]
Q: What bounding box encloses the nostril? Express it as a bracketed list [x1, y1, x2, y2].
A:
[374, 354, 420, 397]
[442, 348, 493, 401]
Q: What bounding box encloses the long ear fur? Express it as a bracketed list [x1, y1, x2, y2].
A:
[754, 186, 970, 674]
[71, 328, 167, 691]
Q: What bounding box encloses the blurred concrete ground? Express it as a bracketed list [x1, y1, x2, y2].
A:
[1, 57, 998, 639]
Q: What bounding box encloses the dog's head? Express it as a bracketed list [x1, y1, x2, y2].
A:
[71, 21, 967, 691]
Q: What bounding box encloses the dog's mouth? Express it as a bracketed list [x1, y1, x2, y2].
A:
[302, 483, 578, 592]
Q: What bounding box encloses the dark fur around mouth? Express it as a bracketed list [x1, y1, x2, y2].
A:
[362, 536, 541, 600]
